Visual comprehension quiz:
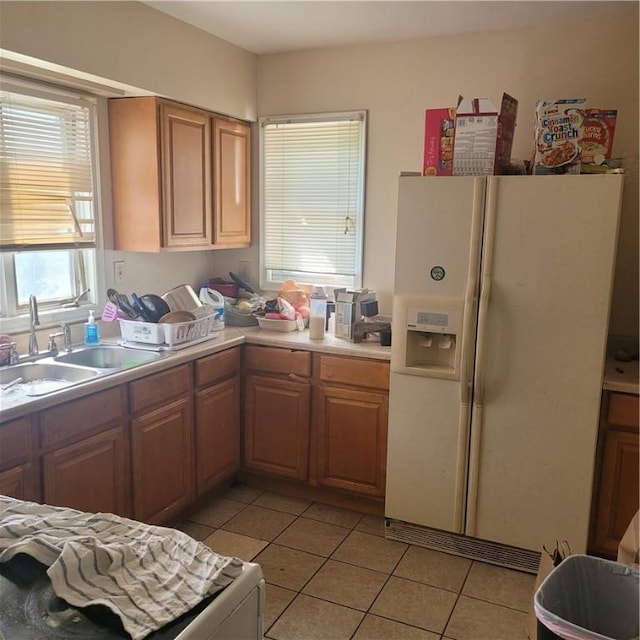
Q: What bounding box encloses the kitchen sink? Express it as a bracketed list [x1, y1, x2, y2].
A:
[0, 362, 99, 396]
[55, 345, 163, 369]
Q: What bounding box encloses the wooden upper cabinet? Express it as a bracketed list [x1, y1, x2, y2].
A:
[213, 117, 251, 248]
[160, 102, 212, 248]
[109, 97, 250, 252]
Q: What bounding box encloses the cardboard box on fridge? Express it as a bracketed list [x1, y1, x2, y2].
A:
[452, 93, 518, 176]
[423, 108, 456, 176]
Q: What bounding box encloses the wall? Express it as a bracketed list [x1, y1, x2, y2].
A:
[242, 8, 639, 338]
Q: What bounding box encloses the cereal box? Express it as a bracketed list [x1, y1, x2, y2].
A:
[423, 108, 456, 176]
[532, 99, 585, 175]
[580, 109, 617, 165]
[452, 94, 518, 176]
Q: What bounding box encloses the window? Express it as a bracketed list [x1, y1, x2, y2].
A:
[0, 78, 98, 321]
[260, 111, 366, 290]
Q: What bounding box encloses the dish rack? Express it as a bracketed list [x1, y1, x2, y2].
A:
[119, 314, 218, 349]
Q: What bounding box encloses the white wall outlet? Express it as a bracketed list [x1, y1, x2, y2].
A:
[114, 261, 126, 284]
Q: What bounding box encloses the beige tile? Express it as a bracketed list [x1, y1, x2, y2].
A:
[224, 483, 263, 503]
[462, 562, 536, 612]
[254, 544, 325, 591]
[303, 502, 364, 528]
[355, 514, 386, 537]
[268, 594, 363, 640]
[445, 595, 528, 640]
[221, 505, 296, 542]
[274, 517, 350, 556]
[394, 546, 471, 593]
[332, 530, 407, 573]
[253, 491, 312, 515]
[370, 576, 457, 634]
[353, 614, 440, 640]
[263, 583, 296, 631]
[187, 498, 246, 528]
[176, 520, 214, 541]
[302, 559, 388, 611]
[203, 529, 268, 561]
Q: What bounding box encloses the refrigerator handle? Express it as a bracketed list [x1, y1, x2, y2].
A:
[466, 177, 498, 537]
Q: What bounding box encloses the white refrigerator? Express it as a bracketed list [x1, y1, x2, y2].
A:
[385, 174, 623, 570]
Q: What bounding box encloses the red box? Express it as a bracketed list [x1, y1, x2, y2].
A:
[423, 108, 456, 176]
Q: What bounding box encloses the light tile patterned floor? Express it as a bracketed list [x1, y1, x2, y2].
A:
[179, 485, 535, 640]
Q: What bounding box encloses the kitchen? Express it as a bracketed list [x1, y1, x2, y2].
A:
[0, 2, 639, 639]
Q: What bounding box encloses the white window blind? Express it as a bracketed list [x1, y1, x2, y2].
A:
[0, 89, 96, 249]
[260, 111, 366, 289]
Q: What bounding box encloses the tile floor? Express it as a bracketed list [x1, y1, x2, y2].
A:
[178, 484, 536, 640]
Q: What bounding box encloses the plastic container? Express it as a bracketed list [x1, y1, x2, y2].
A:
[199, 287, 225, 332]
[309, 285, 328, 340]
[84, 310, 100, 345]
[534, 554, 639, 640]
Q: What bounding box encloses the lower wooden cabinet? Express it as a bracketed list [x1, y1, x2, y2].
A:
[314, 385, 388, 497]
[0, 416, 39, 501]
[244, 373, 311, 480]
[43, 427, 128, 515]
[39, 387, 129, 515]
[130, 365, 194, 524]
[590, 391, 639, 558]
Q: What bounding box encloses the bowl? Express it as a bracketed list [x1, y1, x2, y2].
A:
[159, 310, 196, 324]
[257, 317, 298, 332]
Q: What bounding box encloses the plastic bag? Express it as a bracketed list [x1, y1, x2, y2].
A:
[278, 280, 310, 318]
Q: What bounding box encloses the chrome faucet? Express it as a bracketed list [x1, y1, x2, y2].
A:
[28, 294, 40, 356]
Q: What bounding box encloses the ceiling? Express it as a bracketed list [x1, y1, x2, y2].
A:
[143, 1, 632, 55]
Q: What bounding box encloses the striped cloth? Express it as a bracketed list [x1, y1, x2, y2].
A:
[0, 496, 243, 640]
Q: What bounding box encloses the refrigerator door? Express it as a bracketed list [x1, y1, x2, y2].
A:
[466, 174, 623, 552]
[386, 176, 485, 533]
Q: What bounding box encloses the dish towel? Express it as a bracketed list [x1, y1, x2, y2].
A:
[0, 496, 244, 640]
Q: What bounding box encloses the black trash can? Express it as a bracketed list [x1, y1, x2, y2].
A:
[534, 554, 639, 640]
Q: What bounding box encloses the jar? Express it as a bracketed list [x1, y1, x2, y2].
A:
[309, 285, 328, 339]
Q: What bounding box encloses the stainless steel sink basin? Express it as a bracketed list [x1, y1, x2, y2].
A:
[55, 346, 163, 369]
[0, 362, 99, 396]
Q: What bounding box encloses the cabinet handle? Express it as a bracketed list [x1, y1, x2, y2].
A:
[288, 373, 310, 384]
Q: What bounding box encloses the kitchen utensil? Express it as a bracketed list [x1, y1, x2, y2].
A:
[130, 293, 154, 322]
[1, 376, 23, 391]
[139, 294, 171, 323]
[101, 301, 121, 322]
[161, 285, 202, 312]
[107, 288, 138, 319]
[228, 271, 256, 294]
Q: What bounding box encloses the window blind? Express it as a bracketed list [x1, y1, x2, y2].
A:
[261, 112, 366, 287]
[0, 90, 95, 249]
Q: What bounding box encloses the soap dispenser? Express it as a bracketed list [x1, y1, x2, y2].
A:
[84, 309, 101, 345]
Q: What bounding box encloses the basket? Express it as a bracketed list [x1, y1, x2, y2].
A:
[119, 314, 217, 347]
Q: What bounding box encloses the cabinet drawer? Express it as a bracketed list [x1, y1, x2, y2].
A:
[608, 393, 639, 429]
[317, 355, 390, 391]
[40, 387, 125, 448]
[245, 345, 311, 377]
[0, 417, 33, 470]
[195, 347, 241, 388]
[130, 364, 191, 414]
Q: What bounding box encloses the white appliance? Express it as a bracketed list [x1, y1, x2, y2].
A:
[385, 174, 623, 571]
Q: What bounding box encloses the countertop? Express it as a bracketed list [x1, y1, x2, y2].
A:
[1, 327, 636, 423]
[0, 327, 391, 422]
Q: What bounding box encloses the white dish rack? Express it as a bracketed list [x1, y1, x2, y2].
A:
[119, 314, 218, 349]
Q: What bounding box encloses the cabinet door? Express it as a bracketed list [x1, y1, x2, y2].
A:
[213, 118, 251, 247]
[131, 397, 194, 524]
[243, 374, 310, 480]
[592, 428, 639, 557]
[0, 464, 39, 502]
[195, 377, 241, 495]
[315, 386, 388, 497]
[43, 427, 129, 515]
[160, 102, 212, 248]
